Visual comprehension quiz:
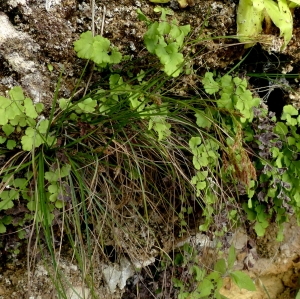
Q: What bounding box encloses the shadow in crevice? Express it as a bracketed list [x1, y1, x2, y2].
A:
[239, 45, 292, 118]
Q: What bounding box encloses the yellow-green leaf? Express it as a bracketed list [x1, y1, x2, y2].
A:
[150, 0, 169, 3]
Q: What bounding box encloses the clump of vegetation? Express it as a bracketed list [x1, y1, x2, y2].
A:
[237, 0, 300, 49]
[0, 4, 299, 298]
[171, 243, 255, 299]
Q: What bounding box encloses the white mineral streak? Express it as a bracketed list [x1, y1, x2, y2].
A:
[0, 15, 20, 40]
[6, 53, 37, 74]
[102, 257, 135, 293]
[45, 0, 62, 11]
[0, 13, 48, 103]
[8, 0, 27, 7]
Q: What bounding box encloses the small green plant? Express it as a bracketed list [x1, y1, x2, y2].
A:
[202, 72, 261, 123]
[74, 31, 122, 67]
[0, 86, 56, 151]
[26, 163, 71, 216]
[0, 171, 33, 233]
[178, 196, 194, 236]
[244, 103, 300, 239]
[0, 85, 64, 231]
[0, 215, 12, 233]
[2, 6, 300, 298]
[237, 0, 299, 50]
[0, 16, 181, 240]
[59, 72, 172, 141]
[172, 243, 256, 299]
[0, 176, 30, 210]
[189, 72, 260, 231]
[138, 6, 190, 77]
[193, 70, 300, 240]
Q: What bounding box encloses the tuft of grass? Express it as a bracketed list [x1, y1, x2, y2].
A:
[1, 6, 299, 298]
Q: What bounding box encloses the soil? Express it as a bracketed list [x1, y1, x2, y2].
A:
[0, 0, 244, 107]
[1, 0, 300, 298]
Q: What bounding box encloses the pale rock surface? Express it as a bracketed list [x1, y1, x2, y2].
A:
[66, 286, 90, 299]
[102, 257, 135, 293]
[8, 0, 28, 8]
[45, 0, 62, 11]
[220, 216, 300, 298]
[220, 275, 284, 299]
[0, 13, 50, 103]
[231, 229, 248, 250]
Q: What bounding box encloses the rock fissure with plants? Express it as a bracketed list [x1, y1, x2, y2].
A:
[0, 2, 300, 298]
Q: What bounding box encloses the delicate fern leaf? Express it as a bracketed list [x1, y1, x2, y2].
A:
[59, 164, 71, 177]
[6, 140, 16, 150]
[45, 170, 59, 182]
[195, 112, 211, 129]
[74, 31, 94, 59]
[144, 22, 159, 53]
[0, 109, 8, 126]
[155, 44, 170, 65]
[9, 86, 24, 102]
[77, 98, 97, 113]
[189, 137, 202, 150]
[21, 127, 35, 151]
[24, 98, 38, 119]
[0, 96, 11, 109]
[157, 21, 171, 35]
[202, 72, 219, 94]
[2, 124, 14, 136]
[179, 24, 190, 36]
[110, 48, 122, 64]
[169, 24, 181, 40]
[35, 103, 44, 114]
[91, 37, 111, 64]
[38, 119, 49, 134]
[0, 136, 7, 144]
[59, 98, 70, 110]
